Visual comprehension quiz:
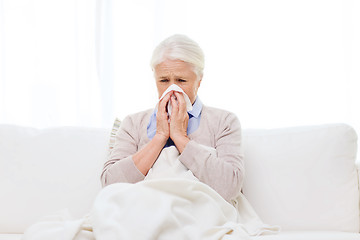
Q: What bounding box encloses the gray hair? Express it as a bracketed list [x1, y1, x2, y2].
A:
[150, 34, 205, 79]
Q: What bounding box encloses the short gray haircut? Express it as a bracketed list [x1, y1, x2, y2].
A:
[150, 34, 205, 78]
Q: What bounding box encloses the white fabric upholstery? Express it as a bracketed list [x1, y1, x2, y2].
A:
[0, 125, 109, 233]
[0, 123, 359, 239]
[22, 147, 279, 240]
[0, 234, 22, 240]
[252, 231, 360, 240]
[357, 162, 360, 231]
[3, 231, 360, 240]
[242, 124, 359, 232]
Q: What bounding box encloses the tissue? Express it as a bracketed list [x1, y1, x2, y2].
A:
[158, 84, 193, 116]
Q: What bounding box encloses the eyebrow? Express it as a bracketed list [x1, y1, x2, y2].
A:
[158, 75, 187, 79]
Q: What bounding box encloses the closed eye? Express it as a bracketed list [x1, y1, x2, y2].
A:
[177, 79, 187, 82]
[160, 79, 169, 82]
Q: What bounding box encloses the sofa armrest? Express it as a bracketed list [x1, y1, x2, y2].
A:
[357, 161, 360, 233]
[357, 161, 360, 183]
[357, 161, 360, 189]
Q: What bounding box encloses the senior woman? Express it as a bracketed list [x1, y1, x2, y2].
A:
[101, 34, 244, 202]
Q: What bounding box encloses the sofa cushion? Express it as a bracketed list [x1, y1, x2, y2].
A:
[242, 124, 359, 232]
[0, 234, 22, 240]
[0, 125, 110, 233]
[0, 231, 359, 240]
[108, 118, 121, 152]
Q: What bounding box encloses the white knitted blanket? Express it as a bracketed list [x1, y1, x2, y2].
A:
[22, 146, 280, 240]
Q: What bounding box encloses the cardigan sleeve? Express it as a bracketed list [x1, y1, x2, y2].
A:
[178, 112, 244, 202]
[100, 115, 145, 187]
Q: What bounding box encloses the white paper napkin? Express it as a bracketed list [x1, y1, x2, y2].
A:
[158, 84, 193, 116]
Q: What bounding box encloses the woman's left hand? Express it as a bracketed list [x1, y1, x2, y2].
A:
[169, 91, 190, 152]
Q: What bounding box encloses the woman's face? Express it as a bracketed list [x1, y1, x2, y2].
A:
[154, 59, 201, 104]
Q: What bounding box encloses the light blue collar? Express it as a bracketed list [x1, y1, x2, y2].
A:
[147, 96, 203, 143]
[188, 96, 202, 118]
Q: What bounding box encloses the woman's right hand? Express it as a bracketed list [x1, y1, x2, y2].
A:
[132, 91, 172, 175]
[155, 91, 172, 141]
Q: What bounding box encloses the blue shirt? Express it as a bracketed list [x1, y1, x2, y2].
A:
[147, 97, 203, 148]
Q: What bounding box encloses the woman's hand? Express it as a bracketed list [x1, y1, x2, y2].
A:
[132, 92, 173, 176]
[169, 91, 190, 152]
[155, 91, 172, 142]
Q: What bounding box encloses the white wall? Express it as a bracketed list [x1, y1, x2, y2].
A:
[1, 0, 359, 143]
[110, 0, 360, 136]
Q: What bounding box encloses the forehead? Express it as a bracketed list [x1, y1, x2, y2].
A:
[155, 59, 195, 76]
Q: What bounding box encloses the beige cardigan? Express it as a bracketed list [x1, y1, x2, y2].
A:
[101, 105, 245, 201]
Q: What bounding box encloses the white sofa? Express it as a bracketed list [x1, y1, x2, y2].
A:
[0, 123, 359, 239]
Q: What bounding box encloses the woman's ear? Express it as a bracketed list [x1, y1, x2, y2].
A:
[197, 78, 202, 88]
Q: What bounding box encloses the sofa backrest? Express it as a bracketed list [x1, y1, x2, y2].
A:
[242, 123, 359, 232]
[0, 125, 110, 233]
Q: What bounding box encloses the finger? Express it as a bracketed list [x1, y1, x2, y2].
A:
[173, 91, 186, 113]
[160, 91, 173, 104]
[170, 93, 179, 113]
[158, 91, 173, 112]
